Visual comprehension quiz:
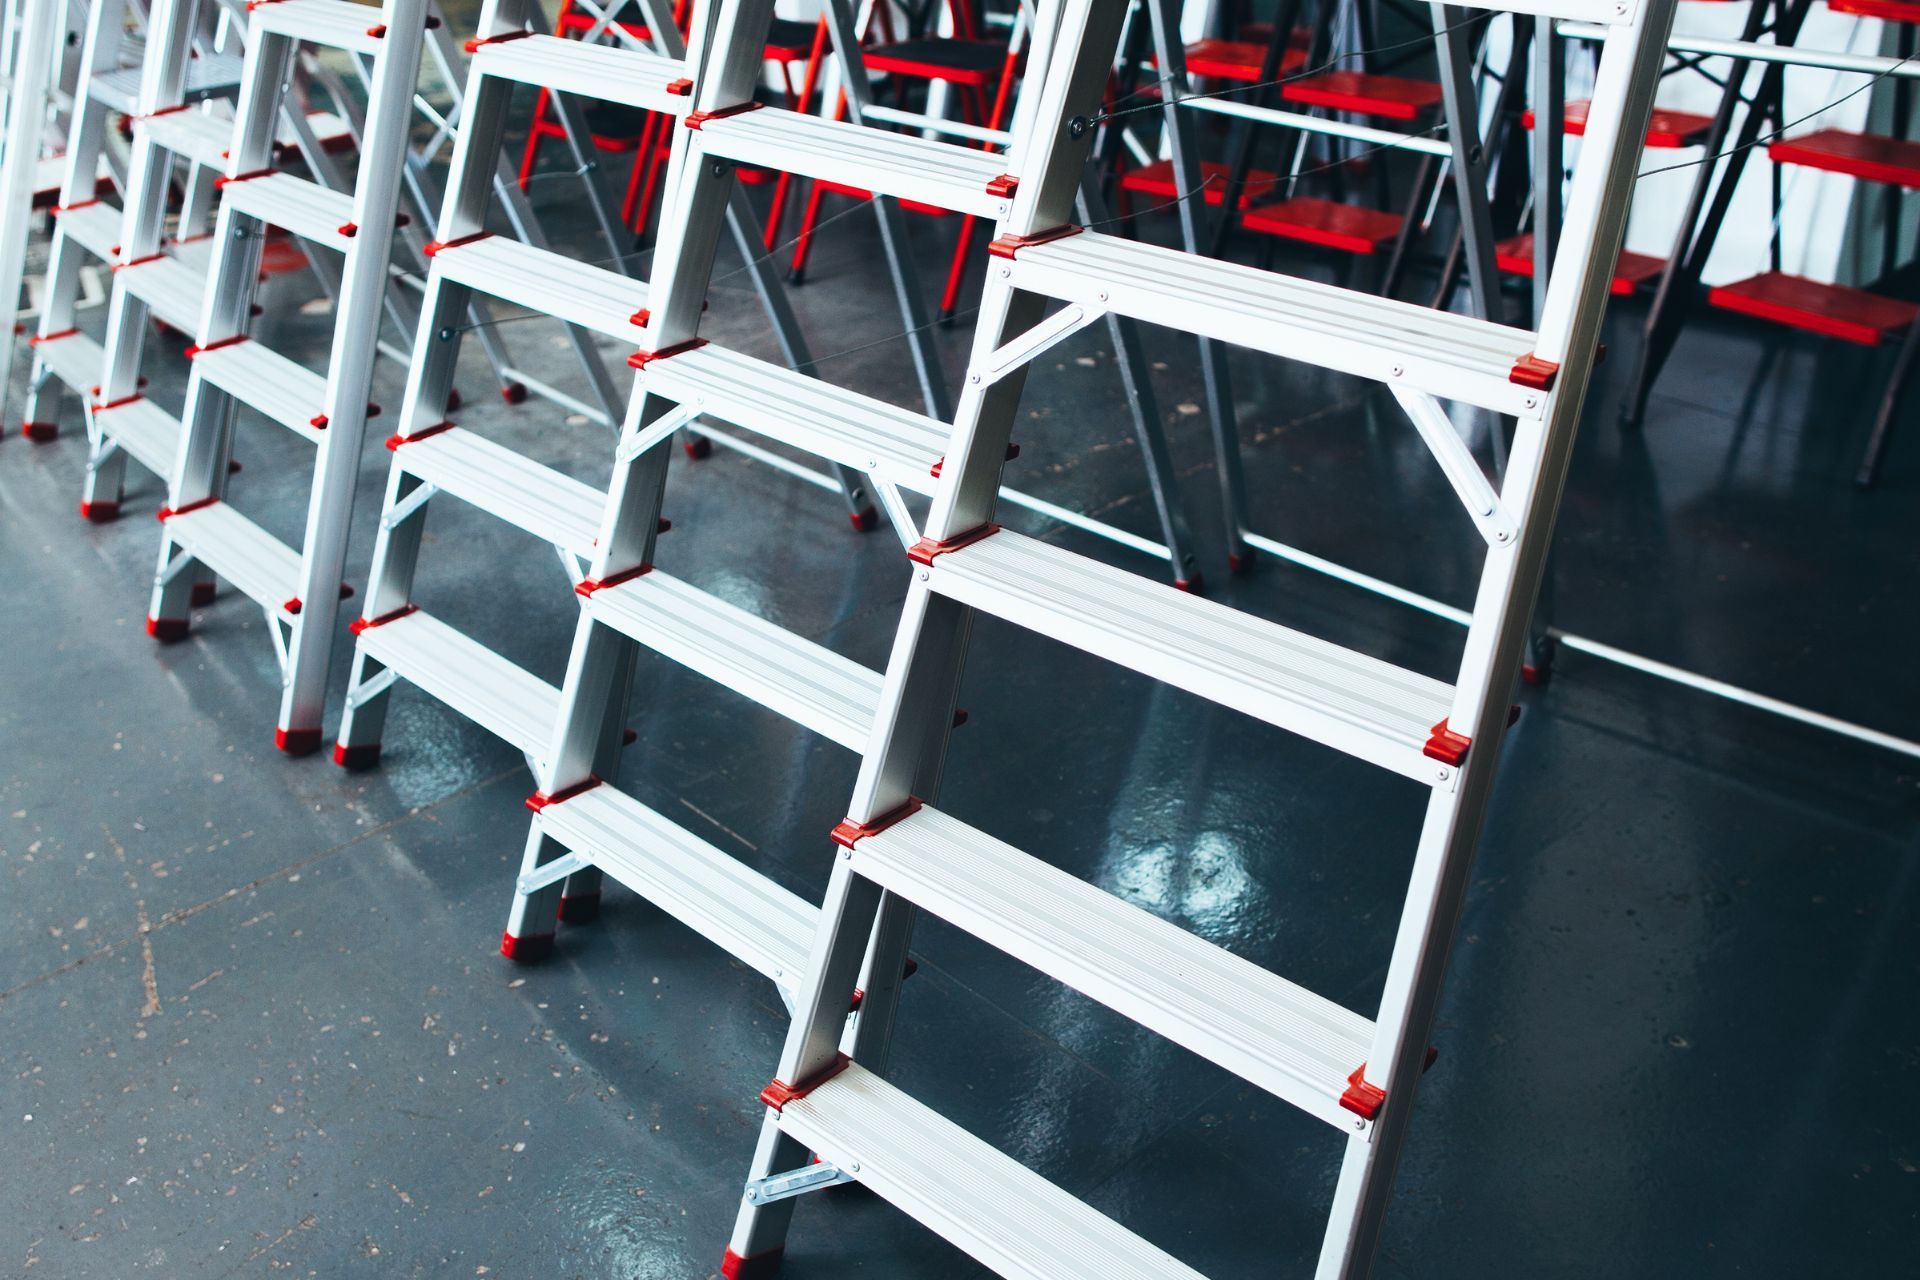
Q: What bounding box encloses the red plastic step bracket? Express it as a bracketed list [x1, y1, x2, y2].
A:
[423, 230, 493, 257]
[685, 100, 765, 130]
[183, 333, 249, 359]
[1508, 354, 1560, 391]
[574, 562, 653, 597]
[384, 420, 456, 450]
[525, 774, 604, 813]
[759, 1053, 851, 1112]
[463, 26, 532, 52]
[906, 522, 999, 566]
[1423, 718, 1472, 766]
[349, 603, 418, 635]
[155, 494, 219, 523]
[626, 337, 709, 370]
[830, 796, 923, 849]
[987, 223, 1083, 259]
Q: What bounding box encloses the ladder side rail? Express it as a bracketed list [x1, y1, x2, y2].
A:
[0, 0, 62, 411]
[1434, 4, 1505, 324]
[1318, 6, 1680, 1277]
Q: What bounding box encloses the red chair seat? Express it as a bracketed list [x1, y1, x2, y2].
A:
[1240, 196, 1404, 254]
[864, 37, 1009, 87]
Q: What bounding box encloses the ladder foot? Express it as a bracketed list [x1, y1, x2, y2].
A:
[500, 381, 528, 405]
[500, 930, 556, 963]
[274, 727, 323, 757]
[1227, 547, 1256, 574]
[333, 741, 381, 771]
[848, 505, 879, 533]
[557, 892, 601, 925]
[190, 581, 217, 607]
[227, 458, 243, 475]
[21, 421, 57, 443]
[684, 435, 712, 460]
[446, 388, 462, 412]
[1173, 573, 1203, 594]
[79, 500, 121, 524]
[622, 727, 638, 747]
[1520, 661, 1551, 686]
[720, 1245, 784, 1280]
[146, 616, 190, 643]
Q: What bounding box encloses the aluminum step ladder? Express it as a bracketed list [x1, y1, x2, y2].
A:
[132, 0, 429, 754]
[329, 0, 881, 820]
[715, 0, 1678, 1274]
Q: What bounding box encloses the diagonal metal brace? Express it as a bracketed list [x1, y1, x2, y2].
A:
[972, 302, 1108, 389]
[615, 400, 703, 464]
[1389, 388, 1516, 548]
[742, 1161, 856, 1206]
[515, 850, 591, 898]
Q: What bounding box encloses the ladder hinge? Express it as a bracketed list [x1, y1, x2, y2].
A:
[424, 230, 493, 257]
[906, 523, 999, 566]
[830, 796, 922, 849]
[1508, 354, 1559, 391]
[987, 224, 1083, 259]
[349, 603, 417, 635]
[574, 562, 653, 597]
[760, 1053, 851, 1112]
[685, 100, 766, 130]
[155, 495, 219, 523]
[627, 337, 709, 369]
[743, 1161, 856, 1205]
[385, 420, 456, 450]
[463, 27, 532, 52]
[525, 775, 603, 813]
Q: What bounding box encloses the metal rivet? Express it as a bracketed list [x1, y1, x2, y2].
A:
[998, 266, 1011, 279]
[1436, 767, 1450, 782]
[1494, 530, 1510, 543]
[840, 847, 852, 860]
[1524, 396, 1538, 410]
[1354, 1118, 1368, 1131]
[918, 570, 929, 582]
[968, 372, 981, 384]
[1390, 364, 1404, 378]
[848, 1161, 860, 1174]
[1097, 290, 1109, 302]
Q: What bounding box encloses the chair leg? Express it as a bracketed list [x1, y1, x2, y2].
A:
[516, 87, 554, 190]
[1857, 319, 1919, 488]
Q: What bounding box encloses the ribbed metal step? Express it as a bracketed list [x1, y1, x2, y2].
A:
[429, 234, 649, 340]
[921, 528, 1456, 782]
[643, 343, 947, 495]
[27, 329, 105, 395]
[136, 105, 233, 169]
[1003, 229, 1546, 419]
[249, 0, 388, 54]
[92, 396, 182, 477]
[351, 608, 559, 760]
[189, 339, 330, 444]
[161, 501, 302, 617]
[531, 783, 816, 993]
[389, 427, 602, 557]
[774, 1063, 1208, 1280]
[694, 105, 1009, 219]
[91, 51, 244, 114]
[218, 172, 357, 253]
[52, 199, 121, 261]
[470, 31, 687, 115]
[583, 569, 882, 751]
[114, 251, 207, 332]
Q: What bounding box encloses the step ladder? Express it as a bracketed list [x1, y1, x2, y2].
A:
[329, 0, 883, 817]
[717, 0, 1677, 1276]
[133, 0, 431, 754]
[0, 0, 78, 407]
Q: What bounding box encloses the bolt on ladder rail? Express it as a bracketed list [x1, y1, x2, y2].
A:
[712, 0, 1679, 1275]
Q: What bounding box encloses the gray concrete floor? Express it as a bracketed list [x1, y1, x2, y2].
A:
[3, 140, 1919, 1278]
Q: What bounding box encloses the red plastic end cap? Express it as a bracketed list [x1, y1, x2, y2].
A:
[683, 435, 712, 460]
[905, 522, 1000, 567]
[985, 173, 1018, 198]
[147, 616, 190, 642]
[21, 420, 57, 442]
[1423, 718, 1471, 766]
[1509, 354, 1560, 391]
[501, 930, 555, 963]
[227, 458, 243, 475]
[557, 892, 601, 925]
[384, 420, 456, 450]
[275, 726, 323, 756]
[338, 222, 357, 238]
[830, 796, 922, 849]
[849, 505, 879, 533]
[500, 381, 528, 405]
[80, 499, 121, 523]
[446, 389, 463, 412]
[525, 775, 604, 813]
[333, 741, 381, 771]
[685, 100, 766, 130]
[952, 707, 969, 728]
[574, 563, 652, 598]
[349, 603, 418, 635]
[759, 1053, 852, 1112]
[626, 337, 710, 370]
[1520, 662, 1549, 687]
[621, 727, 638, 747]
[190, 580, 216, 607]
[720, 1244, 784, 1280]
[1173, 574, 1204, 594]
[423, 230, 493, 257]
[463, 27, 531, 52]
[155, 494, 219, 523]
[1339, 1064, 1386, 1120]
[665, 77, 694, 96]
[986, 223, 1083, 259]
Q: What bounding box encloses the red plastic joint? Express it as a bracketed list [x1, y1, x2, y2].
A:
[1423, 718, 1471, 766]
[183, 333, 249, 358]
[830, 796, 923, 849]
[349, 603, 418, 635]
[138, 103, 189, 119]
[338, 222, 358, 238]
[985, 173, 1018, 198]
[147, 616, 190, 642]
[423, 230, 493, 257]
[90, 390, 144, 412]
[574, 562, 653, 597]
[463, 27, 532, 52]
[665, 77, 694, 96]
[1340, 1065, 1387, 1120]
[51, 198, 101, 215]
[21, 421, 58, 442]
[625, 337, 709, 369]
[27, 327, 78, 345]
[556, 892, 601, 925]
[987, 223, 1083, 259]
[1508, 354, 1560, 391]
[684, 100, 765, 130]
[112, 251, 165, 271]
[213, 167, 274, 189]
[384, 420, 456, 450]
[525, 774, 604, 813]
[155, 494, 219, 523]
[80, 500, 120, 522]
[275, 727, 323, 756]
[366, 22, 387, 37]
[759, 1052, 851, 1112]
[906, 522, 999, 566]
[500, 931, 555, 963]
[719, 1245, 785, 1280]
[334, 741, 381, 770]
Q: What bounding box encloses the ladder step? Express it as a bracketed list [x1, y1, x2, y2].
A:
[1280, 71, 1443, 122]
[1768, 128, 1920, 189]
[91, 51, 244, 114]
[429, 236, 648, 340]
[774, 1062, 1208, 1280]
[1239, 196, 1404, 255]
[190, 339, 330, 444]
[642, 343, 948, 495]
[92, 396, 182, 477]
[1706, 271, 1919, 346]
[33, 152, 114, 207]
[531, 784, 816, 991]
[471, 32, 687, 116]
[849, 804, 1375, 1129]
[919, 528, 1454, 782]
[695, 106, 1009, 219]
[1003, 229, 1544, 418]
[351, 609, 559, 760]
[161, 501, 303, 617]
[1117, 159, 1275, 209]
[217, 172, 357, 252]
[248, 0, 388, 55]
[137, 105, 233, 170]
[581, 569, 882, 751]
[27, 329, 105, 396]
[390, 427, 602, 558]
[1523, 100, 1713, 149]
[53, 199, 121, 262]
[114, 250, 208, 333]
[1494, 232, 1665, 295]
